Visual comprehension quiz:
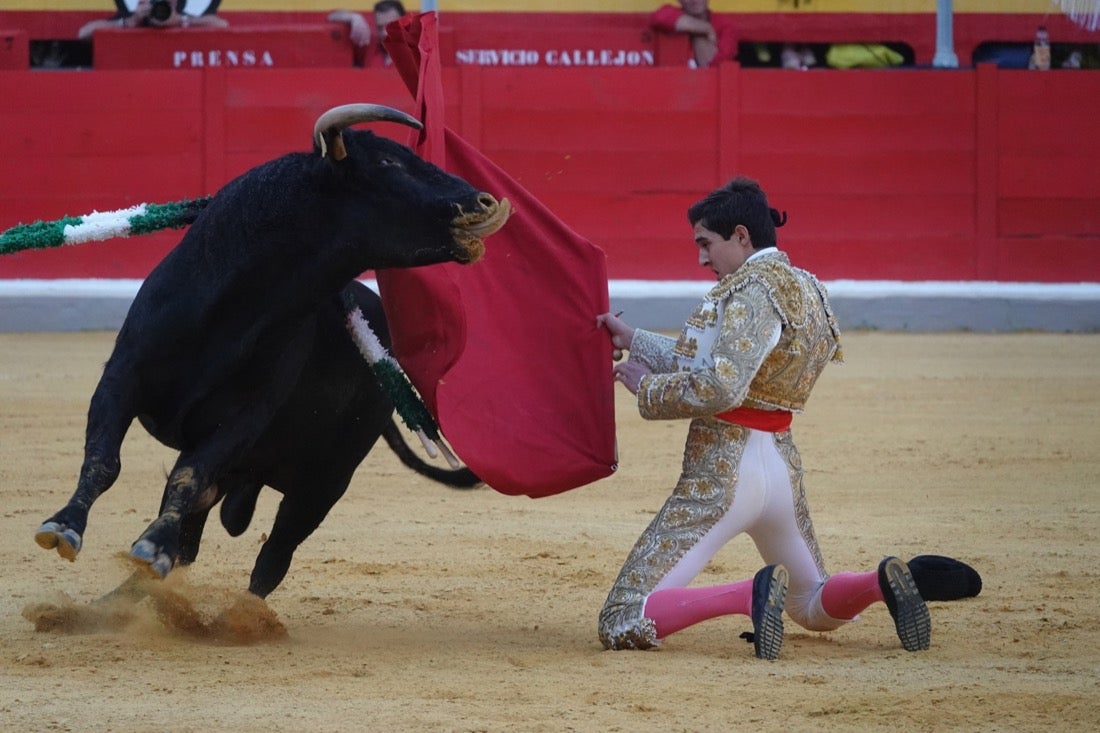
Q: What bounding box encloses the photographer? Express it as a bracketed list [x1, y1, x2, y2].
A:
[79, 0, 228, 40]
[328, 2, 408, 68]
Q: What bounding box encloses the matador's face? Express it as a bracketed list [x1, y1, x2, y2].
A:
[694, 221, 754, 280]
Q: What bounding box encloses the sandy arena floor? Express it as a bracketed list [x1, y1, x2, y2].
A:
[1, 330, 1098, 732]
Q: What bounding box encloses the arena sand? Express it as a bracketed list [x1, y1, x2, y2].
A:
[1, 331, 1098, 732]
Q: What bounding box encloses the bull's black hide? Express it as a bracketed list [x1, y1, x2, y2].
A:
[177, 281, 480, 596]
[35, 105, 506, 598]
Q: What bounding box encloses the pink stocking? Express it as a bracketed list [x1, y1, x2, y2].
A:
[643, 579, 754, 639]
[820, 570, 884, 620]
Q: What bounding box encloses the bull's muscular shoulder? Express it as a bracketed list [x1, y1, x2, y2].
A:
[120, 153, 331, 353]
[140, 153, 329, 295]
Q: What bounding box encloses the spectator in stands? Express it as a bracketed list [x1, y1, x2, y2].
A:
[780, 43, 818, 70]
[329, 1, 407, 69]
[78, 0, 227, 40]
[650, 0, 737, 68]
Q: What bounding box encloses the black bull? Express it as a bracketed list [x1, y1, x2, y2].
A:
[34, 103, 510, 598]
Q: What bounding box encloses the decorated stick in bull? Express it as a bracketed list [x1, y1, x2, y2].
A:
[1, 198, 458, 467]
[342, 292, 462, 469]
[0, 198, 212, 255]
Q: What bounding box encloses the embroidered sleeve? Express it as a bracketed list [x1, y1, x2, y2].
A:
[628, 329, 678, 373]
[636, 283, 782, 420]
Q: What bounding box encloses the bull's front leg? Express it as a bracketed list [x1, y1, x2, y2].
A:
[35, 373, 135, 560]
[34, 459, 120, 560]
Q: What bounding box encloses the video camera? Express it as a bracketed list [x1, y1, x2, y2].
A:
[148, 0, 179, 22]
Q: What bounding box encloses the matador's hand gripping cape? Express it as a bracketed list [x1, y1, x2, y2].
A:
[377, 12, 617, 498]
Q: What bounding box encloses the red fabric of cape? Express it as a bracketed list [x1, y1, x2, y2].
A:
[376, 13, 617, 498]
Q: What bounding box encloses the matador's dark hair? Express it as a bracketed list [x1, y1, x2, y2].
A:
[687, 176, 787, 249]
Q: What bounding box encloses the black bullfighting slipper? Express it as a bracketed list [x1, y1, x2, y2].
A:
[750, 564, 788, 660]
[906, 555, 983, 601]
[878, 556, 931, 652]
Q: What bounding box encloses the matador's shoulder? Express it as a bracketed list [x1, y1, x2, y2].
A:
[707, 251, 813, 327]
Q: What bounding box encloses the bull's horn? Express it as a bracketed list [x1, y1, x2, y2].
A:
[314, 103, 424, 161]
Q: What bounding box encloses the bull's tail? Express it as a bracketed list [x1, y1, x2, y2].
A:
[381, 419, 482, 488]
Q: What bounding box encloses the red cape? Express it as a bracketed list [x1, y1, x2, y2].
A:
[376, 12, 617, 498]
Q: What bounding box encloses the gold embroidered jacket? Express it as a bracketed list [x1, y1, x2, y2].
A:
[629, 250, 843, 420]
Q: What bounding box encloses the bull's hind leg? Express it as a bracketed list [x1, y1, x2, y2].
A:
[129, 457, 221, 578]
[129, 399, 291, 578]
[171, 472, 264, 565]
[177, 504, 215, 567]
[35, 371, 136, 560]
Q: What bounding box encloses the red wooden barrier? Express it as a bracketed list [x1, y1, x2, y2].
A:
[0, 64, 1097, 283]
[0, 29, 28, 70]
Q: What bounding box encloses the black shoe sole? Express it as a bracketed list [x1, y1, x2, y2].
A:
[753, 565, 788, 660]
[881, 557, 931, 652]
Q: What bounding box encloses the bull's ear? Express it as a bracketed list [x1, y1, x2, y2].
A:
[317, 129, 348, 162]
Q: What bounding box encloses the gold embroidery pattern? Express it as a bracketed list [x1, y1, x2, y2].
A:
[675, 335, 700, 362]
[598, 420, 749, 649]
[774, 431, 827, 578]
[629, 330, 678, 373]
[685, 300, 718, 331]
[718, 253, 843, 412]
[637, 286, 779, 421]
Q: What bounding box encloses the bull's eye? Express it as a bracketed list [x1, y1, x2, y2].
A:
[378, 156, 400, 168]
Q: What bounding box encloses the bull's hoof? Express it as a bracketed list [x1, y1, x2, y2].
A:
[130, 540, 174, 578]
[34, 522, 82, 561]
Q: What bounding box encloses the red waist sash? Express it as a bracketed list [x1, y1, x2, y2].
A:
[714, 406, 793, 432]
